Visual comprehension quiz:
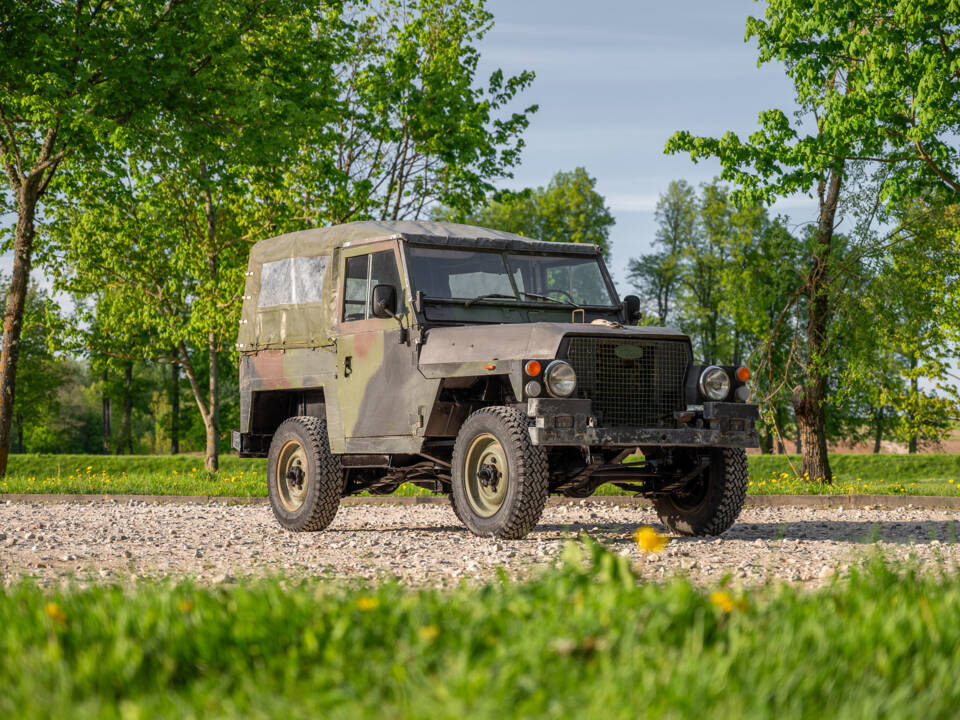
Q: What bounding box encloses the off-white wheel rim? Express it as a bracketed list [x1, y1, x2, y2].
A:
[463, 433, 509, 518]
[277, 441, 309, 511]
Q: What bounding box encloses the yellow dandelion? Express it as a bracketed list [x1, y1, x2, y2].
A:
[418, 625, 440, 640]
[179, 599, 194, 612]
[44, 602, 67, 626]
[356, 596, 379, 611]
[709, 591, 735, 613]
[634, 526, 669, 554]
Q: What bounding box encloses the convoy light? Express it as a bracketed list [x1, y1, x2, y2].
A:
[698, 366, 731, 401]
[525, 380, 542, 397]
[544, 360, 577, 397]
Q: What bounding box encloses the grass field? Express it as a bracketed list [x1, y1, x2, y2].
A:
[2, 452, 960, 497]
[1, 538, 958, 719]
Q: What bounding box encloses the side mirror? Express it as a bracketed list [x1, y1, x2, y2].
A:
[622, 295, 642, 324]
[371, 284, 398, 319]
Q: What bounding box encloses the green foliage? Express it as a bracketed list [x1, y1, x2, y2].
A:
[743, 0, 960, 202]
[439, 167, 615, 257]
[285, 0, 538, 224]
[3, 548, 960, 718]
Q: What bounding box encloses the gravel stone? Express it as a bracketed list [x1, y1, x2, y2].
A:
[0, 500, 957, 587]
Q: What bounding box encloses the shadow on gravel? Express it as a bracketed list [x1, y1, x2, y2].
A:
[323, 520, 960, 546]
[722, 520, 960, 545]
[545, 520, 960, 546]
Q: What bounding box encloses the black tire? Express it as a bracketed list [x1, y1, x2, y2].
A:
[267, 416, 344, 532]
[652, 448, 748, 536]
[451, 406, 548, 539]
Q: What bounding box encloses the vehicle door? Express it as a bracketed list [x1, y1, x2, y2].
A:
[336, 241, 429, 447]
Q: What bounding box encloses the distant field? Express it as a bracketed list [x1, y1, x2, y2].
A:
[2, 541, 959, 718]
[2, 452, 959, 497]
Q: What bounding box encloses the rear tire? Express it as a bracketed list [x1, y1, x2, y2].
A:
[267, 416, 344, 532]
[652, 448, 748, 536]
[451, 406, 548, 539]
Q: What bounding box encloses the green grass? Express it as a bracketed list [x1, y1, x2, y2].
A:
[2, 539, 960, 719]
[2, 452, 960, 497]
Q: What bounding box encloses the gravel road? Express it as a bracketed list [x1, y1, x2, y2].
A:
[1, 499, 959, 587]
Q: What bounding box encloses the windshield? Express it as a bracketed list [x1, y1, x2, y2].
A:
[405, 246, 616, 307]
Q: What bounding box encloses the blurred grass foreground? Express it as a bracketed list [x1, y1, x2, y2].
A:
[1, 538, 959, 718]
[2, 453, 960, 497]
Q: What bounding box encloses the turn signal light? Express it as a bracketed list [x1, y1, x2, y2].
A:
[524, 360, 542, 376]
[736, 366, 751, 382]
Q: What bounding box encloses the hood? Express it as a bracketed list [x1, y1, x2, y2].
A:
[418, 322, 688, 365]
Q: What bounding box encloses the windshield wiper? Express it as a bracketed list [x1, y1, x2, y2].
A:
[463, 293, 518, 308]
[520, 291, 580, 308]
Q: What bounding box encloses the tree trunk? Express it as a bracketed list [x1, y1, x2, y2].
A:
[101, 367, 112, 452]
[178, 341, 218, 472]
[15, 412, 23, 453]
[0, 185, 38, 475]
[201, 173, 220, 473]
[908, 358, 919, 454]
[872, 408, 883, 454]
[123, 361, 133, 454]
[775, 406, 786, 455]
[206, 338, 219, 472]
[791, 168, 843, 485]
[170, 356, 180, 455]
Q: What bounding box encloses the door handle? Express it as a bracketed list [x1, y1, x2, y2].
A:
[344, 356, 352, 377]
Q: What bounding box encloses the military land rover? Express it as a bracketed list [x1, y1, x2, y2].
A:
[234, 221, 759, 539]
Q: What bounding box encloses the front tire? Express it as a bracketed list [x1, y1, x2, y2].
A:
[267, 416, 344, 531]
[451, 406, 548, 539]
[652, 448, 748, 536]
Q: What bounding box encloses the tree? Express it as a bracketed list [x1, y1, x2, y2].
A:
[666, 0, 960, 478]
[627, 180, 696, 324]
[48, 4, 346, 471]
[440, 167, 615, 257]
[286, 0, 537, 225]
[0, 0, 331, 475]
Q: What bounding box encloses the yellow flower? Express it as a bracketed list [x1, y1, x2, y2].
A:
[634, 526, 669, 554]
[710, 591, 735, 613]
[356, 596, 379, 611]
[44, 602, 67, 626]
[418, 625, 439, 640]
[179, 599, 194, 613]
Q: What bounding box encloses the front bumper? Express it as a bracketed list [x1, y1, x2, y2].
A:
[525, 398, 759, 448]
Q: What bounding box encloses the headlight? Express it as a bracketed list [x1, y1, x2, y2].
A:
[698, 366, 730, 401]
[544, 360, 577, 397]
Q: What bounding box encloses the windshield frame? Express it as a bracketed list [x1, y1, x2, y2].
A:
[399, 241, 621, 323]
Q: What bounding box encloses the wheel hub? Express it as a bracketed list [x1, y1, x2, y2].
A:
[285, 465, 305, 490]
[477, 463, 500, 489]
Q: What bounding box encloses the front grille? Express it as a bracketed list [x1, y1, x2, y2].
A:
[563, 337, 690, 428]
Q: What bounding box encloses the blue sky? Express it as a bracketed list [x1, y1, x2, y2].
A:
[477, 0, 817, 291]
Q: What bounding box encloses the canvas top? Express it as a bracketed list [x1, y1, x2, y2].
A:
[248, 220, 600, 264]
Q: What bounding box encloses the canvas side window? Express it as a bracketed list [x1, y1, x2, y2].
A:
[293, 255, 328, 304]
[258, 256, 329, 308]
[342, 255, 369, 321]
[258, 258, 294, 307]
